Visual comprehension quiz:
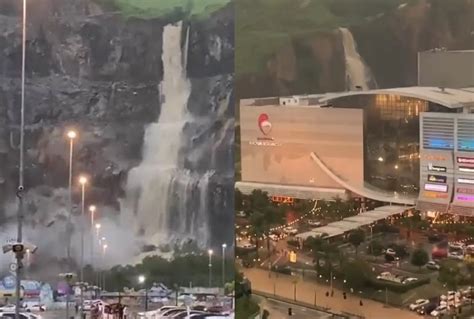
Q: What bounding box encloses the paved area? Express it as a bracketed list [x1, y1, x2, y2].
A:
[243, 267, 420, 319]
[255, 296, 333, 319]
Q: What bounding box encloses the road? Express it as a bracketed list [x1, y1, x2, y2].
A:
[255, 296, 333, 319]
[243, 267, 420, 319]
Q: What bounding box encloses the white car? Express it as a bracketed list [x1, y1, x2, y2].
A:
[385, 248, 396, 256]
[426, 261, 440, 270]
[448, 251, 464, 260]
[409, 299, 429, 310]
[0, 313, 42, 319]
[283, 227, 298, 235]
[0, 305, 16, 312]
[307, 220, 322, 227]
[430, 305, 448, 317]
[23, 304, 46, 312]
[269, 234, 279, 241]
[403, 277, 418, 284]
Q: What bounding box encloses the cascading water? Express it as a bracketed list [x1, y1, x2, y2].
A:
[123, 21, 212, 248]
[339, 27, 377, 91]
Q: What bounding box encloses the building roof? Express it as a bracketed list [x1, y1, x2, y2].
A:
[241, 86, 474, 110]
[296, 205, 412, 240]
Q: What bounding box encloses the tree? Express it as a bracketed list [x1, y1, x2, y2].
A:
[439, 260, 463, 290]
[348, 229, 365, 255]
[368, 240, 384, 256]
[235, 188, 244, 211]
[410, 248, 429, 269]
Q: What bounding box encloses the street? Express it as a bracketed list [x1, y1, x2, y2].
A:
[244, 267, 420, 319]
[255, 296, 333, 319]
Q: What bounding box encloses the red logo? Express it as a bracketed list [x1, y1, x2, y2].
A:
[258, 113, 272, 135]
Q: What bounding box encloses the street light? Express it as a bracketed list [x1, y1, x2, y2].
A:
[102, 244, 108, 290]
[66, 130, 77, 262]
[208, 249, 213, 288]
[222, 244, 227, 288]
[14, 1, 27, 318]
[78, 175, 87, 318]
[89, 205, 96, 279]
[138, 275, 148, 311]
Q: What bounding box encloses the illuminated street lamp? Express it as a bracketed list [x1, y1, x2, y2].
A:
[14, 1, 28, 318]
[89, 205, 96, 275]
[66, 130, 77, 262]
[102, 244, 108, 290]
[138, 275, 148, 311]
[222, 244, 227, 288]
[208, 249, 213, 287]
[78, 175, 87, 318]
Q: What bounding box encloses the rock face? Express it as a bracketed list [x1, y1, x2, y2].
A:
[236, 0, 474, 99]
[0, 0, 234, 261]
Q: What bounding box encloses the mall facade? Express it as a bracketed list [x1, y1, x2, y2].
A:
[237, 86, 474, 216]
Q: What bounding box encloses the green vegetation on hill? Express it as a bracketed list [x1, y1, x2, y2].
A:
[235, 0, 407, 75]
[101, 0, 230, 19]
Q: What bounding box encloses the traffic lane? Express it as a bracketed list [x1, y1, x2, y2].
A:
[257, 297, 333, 319]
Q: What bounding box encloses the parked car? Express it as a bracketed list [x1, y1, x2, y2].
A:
[269, 234, 279, 241]
[409, 299, 429, 310]
[430, 305, 448, 317]
[417, 302, 437, 315]
[283, 227, 298, 235]
[385, 248, 396, 256]
[307, 220, 322, 227]
[426, 261, 440, 270]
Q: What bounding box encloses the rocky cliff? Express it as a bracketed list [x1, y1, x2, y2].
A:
[236, 0, 474, 99]
[0, 0, 234, 265]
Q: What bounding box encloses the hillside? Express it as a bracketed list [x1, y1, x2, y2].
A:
[235, 0, 474, 99]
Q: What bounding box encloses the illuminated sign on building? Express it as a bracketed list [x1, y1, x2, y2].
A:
[248, 141, 282, 147]
[424, 183, 448, 193]
[456, 195, 474, 201]
[428, 163, 447, 172]
[457, 157, 474, 165]
[460, 167, 474, 173]
[458, 178, 474, 185]
[457, 188, 474, 195]
[424, 191, 448, 199]
[428, 174, 447, 183]
[423, 155, 447, 161]
[258, 113, 272, 136]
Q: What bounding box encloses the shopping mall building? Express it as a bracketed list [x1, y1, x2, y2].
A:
[236, 50, 474, 217]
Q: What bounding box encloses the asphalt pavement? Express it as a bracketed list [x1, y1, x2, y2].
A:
[255, 296, 333, 319]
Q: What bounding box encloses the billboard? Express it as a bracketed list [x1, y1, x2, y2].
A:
[240, 106, 364, 189]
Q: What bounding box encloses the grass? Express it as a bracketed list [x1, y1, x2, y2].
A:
[235, 0, 407, 75]
[235, 296, 260, 319]
[102, 0, 230, 19]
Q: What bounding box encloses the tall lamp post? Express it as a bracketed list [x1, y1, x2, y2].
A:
[208, 249, 213, 288]
[102, 244, 108, 290]
[221, 244, 227, 289]
[78, 175, 87, 318]
[89, 205, 96, 272]
[95, 224, 101, 288]
[15, 1, 27, 318]
[66, 130, 77, 262]
[138, 275, 148, 311]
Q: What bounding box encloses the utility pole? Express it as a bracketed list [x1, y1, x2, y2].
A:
[15, 1, 27, 319]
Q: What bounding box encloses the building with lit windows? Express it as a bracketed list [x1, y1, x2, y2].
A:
[237, 87, 474, 210]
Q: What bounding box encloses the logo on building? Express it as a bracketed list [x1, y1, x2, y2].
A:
[258, 113, 272, 136]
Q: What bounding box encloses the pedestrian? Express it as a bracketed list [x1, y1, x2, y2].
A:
[360, 300, 363, 306]
[75, 303, 79, 314]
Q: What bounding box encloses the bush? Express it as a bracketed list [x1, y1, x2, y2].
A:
[368, 240, 384, 256]
[369, 277, 430, 293]
[287, 239, 299, 247]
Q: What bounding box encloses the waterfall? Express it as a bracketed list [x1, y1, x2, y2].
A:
[339, 27, 377, 91]
[123, 21, 211, 248]
[183, 25, 190, 70]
